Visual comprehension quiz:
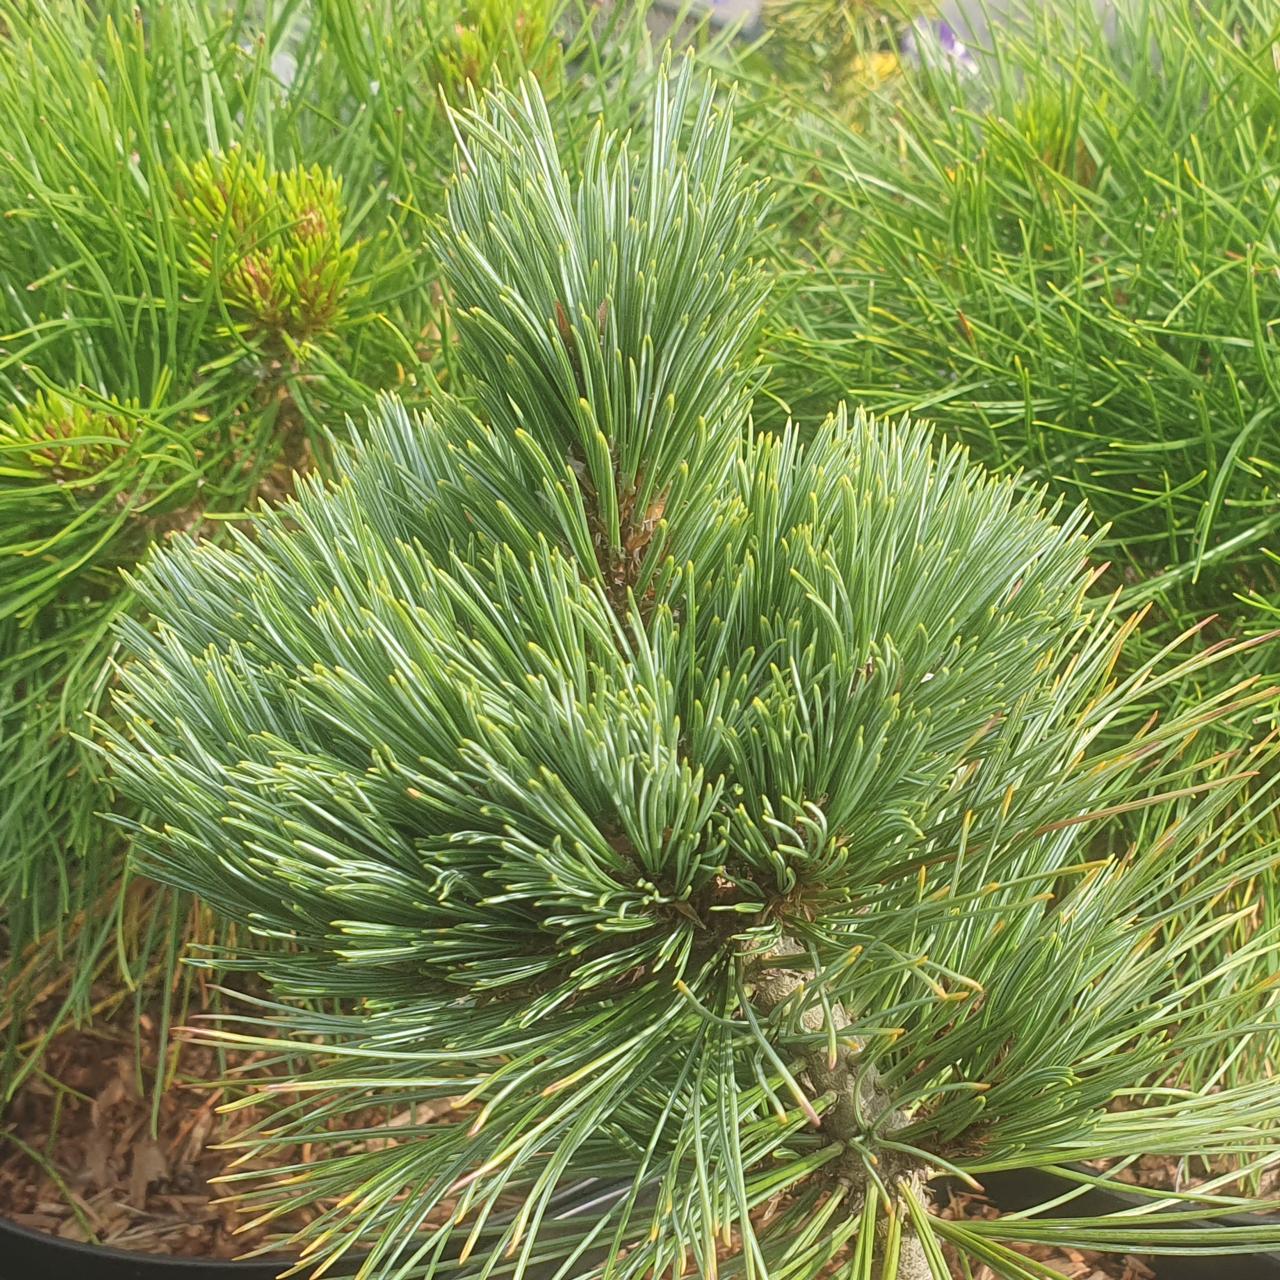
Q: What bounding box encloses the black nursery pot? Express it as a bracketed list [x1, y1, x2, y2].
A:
[975, 1168, 1280, 1280]
[0, 1174, 623, 1280]
[4, 1170, 1280, 1280]
[0, 1213, 288, 1280]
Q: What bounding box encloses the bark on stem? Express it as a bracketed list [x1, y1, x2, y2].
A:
[751, 938, 934, 1280]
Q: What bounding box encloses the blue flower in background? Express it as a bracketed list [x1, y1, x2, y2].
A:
[901, 16, 980, 74]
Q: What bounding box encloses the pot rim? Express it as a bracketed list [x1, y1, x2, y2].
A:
[4, 1164, 1277, 1274]
[0, 1210, 289, 1275]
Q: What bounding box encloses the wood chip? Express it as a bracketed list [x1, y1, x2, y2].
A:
[128, 1139, 170, 1205]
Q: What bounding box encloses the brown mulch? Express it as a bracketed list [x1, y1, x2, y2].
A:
[0, 992, 460, 1259]
[1091, 1150, 1280, 1200]
[1084, 1091, 1280, 1202]
[1, 1017, 260, 1256]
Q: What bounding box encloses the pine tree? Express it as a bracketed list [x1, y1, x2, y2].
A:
[105, 68, 1280, 1279]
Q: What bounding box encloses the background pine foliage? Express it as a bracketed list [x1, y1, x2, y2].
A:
[754, 0, 1280, 633]
[104, 70, 1280, 1280]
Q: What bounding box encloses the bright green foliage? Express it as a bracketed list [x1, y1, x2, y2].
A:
[106, 72, 1280, 1279]
[430, 0, 563, 101]
[0, 0, 663, 1099]
[757, 0, 1280, 623]
[174, 151, 360, 344]
[1, 390, 142, 479]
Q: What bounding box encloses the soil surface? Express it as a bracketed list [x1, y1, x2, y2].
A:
[0, 990, 423, 1258]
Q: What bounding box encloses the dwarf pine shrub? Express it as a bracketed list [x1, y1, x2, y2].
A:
[0, 0, 658, 1099]
[756, 0, 926, 116]
[102, 70, 1280, 1278]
